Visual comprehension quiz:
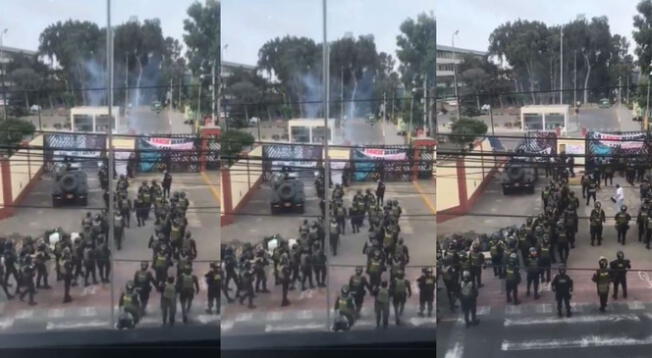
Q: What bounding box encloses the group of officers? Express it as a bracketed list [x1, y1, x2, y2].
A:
[0, 168, 219, 330]
[221, 181, 436, 331]
[439, 172, 633, 327]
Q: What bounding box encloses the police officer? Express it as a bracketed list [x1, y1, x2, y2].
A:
[96, 237, 111, 283]
[374, 281, 390, 329]
[152, 248, 172, 289]
[134, 261, 155, 315]
[299, 247, 313, 291]
[615, 205, 631, 245]
[312, 245, 327, 287]
[504, 254, 521, 305]
[162, 170, 172, 198]
[82, 242, 98, 286]
[468, 243, 485, 288]
[61, 248, 74, 303]
[592, 257, 612, 312]
[610, 251, 631, 299]
[556, 222, 570, 264]
[161, 276, 178, 326]
[329, 217, 340, 256]
[585, 177, 598, 205]
[18, 256, 37, 305]
[489, 236, 505, 277]
[459, 271, 479, 328]
[539, 236, 552, 283]
[391, 270, 411, 325]
[279, 254, 291, 306]
[238, 262, 255, 309]
[637, 202, 649, 243]
[442, 258, 460, 311]
[349, 266, 370, 318]
[119, 281, 141, 324]
[417, 267, 436, 317]
[178, 267, 200, 323]
[34, 244, 51, 289]
[551, 264, 573, 317]
[205, 262, 220, 314]
[590, 202, 606, 246]
[526, 247, 542, 299]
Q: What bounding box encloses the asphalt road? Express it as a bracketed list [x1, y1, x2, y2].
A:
[438, 170, 652, 357]
[0, 170, 220, 333]
[221, 177, 436, 336]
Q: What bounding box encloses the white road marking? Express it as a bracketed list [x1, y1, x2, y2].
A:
[139, 317, 159, 325]
[48, 308, 65, 318]
[234, 312, 253, 322]
[221, 320, 234, 331]
[638, 271, 652, 288]
[46, 320, 109, 330]
[628, 301, 645, 310]
[444, 342, 464, 358]
[536, 304, 552, 314]
[502, 335, 652, 351]
[264, 323, 323, 333]
[80, 307, 97, 317]
[267, 311, 283, 321]
[504, 313, 640, 327]
[15, 309, 33, 319]
[296, 310, 313, 320]
[409, 316, 437, 326]
[0, 318, 14, 330]
[476, 306, 491, 315]
[505, 305, 521, 315]
[196, 314, 219, 324]
[81, 286, 97, 296]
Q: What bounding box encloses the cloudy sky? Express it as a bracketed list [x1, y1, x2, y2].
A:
[1, 0, 197, 51]
[437, 0, 643, 55]
[222, 0, 434, 66]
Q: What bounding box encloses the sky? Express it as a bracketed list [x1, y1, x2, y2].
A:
[436, 0, 643, 56]
[222, 0, 434, 66]
[0, 0, 197, 51]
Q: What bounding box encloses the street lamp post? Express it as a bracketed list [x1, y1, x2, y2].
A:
[196, 74, 205, 134]
[646, 66, 651, 130]
[452, 30, 459, 121]
[1, 28, 8, 121]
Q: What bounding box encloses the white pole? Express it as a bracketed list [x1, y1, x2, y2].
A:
[322, 0, 331, 332]
[452, 31, 459, 121]
[382, 91, 386, 144]
[560, 27, 563, 104]
[1, 29, 7, 121]
[106, 0, 115, 329]
[212, 60, 216, 124]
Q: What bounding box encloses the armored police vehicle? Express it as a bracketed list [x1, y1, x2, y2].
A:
[501, 156, 538, 195]
[270, 168, 305, 214]
[52, 162, 89, 206]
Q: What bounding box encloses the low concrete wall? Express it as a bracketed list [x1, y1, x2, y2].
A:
[0, 135, 45, 219]
[220, 145, 263, 226]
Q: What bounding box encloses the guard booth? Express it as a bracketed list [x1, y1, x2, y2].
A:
[521, 105, 570, 133]
[70, 106, 122, 133]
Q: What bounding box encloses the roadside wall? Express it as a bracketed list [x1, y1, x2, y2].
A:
[437, 138, 501, 223]
[220, 145, 263, 226]
[0, 135, 45, 219]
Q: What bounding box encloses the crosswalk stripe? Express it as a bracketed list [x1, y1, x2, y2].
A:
[476, 306, 491, 315]
[46, 320, 108, 331]
[502, 335, 652, 351]
[267, 311, 283, 321]
[48, 308, 65, 318]
[505, 305, 521, 315]
[264, 323, 323, 333]
[296, 310, 313, 320]
[444, 342, 464, 358]
[504, 313, 640, 327]
[80, 307, 97, 317]
[15, 309, 33, 319]
[628, 301, 645, 310]
[536, 304, 552, 314]
[0, 318, 14, 330]
[221, 320, 234, 331]
[234, 312, 253, 322]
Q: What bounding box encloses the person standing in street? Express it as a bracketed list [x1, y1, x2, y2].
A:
[551, 265, 573, 318]
[610, 251, 631, 300]
[376, 179, 385, 206]
[161, 276, 178, 326]
[614, 184, 625, 213]
[590, 202, 606, 246]
[162, 170, 172, 199]
[592, 257, 612, 313]
[615, 205, 631, 245]
[459, 271, 479, 328]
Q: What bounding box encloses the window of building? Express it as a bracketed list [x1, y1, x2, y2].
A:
[545, 113, 565, 130]
[524, 113, 543, 130]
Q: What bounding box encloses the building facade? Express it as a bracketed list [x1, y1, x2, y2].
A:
[436, 44, 487, 98]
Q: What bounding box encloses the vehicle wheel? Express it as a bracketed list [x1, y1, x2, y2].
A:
[277, 182, 296, 201]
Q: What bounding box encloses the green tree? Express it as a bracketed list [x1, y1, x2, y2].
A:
[450, 117, 487, 149]
[8, 68, 42, 111]
[0, 119, 35, 154]
[633, 0, 652, 75]
[396, 13, 436, 128]
[220, 129, 254, 166]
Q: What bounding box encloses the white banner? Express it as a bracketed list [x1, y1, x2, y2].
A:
[145, 138, 195, 150]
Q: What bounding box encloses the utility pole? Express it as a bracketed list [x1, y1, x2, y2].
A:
[559, 27, 563, 104]
[626, 75, 630, 104]
[423, 76, 427, 137]
[322, 0, 331, 332]
[452, 30, 460, 121]
[409, 89, 415, 143]
[124, 55, 128, 110]
[382, 91, 387, 145]
[105, 0, 115, 330]
[1, 28, 8, 121]
[196, 75, 203, 134]
[212, 60, 216, 124]
[340, 66, 344, 129]
[618, 76, 622, 105]
[573, 50, 577, 106]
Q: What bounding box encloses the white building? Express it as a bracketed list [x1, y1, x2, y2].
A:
[70, 106, 122, 133]
[520, 105, 570, 133]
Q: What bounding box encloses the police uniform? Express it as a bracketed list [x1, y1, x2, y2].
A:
[504, 263, 521, 305]
[610, 257, 631, 299]
[417, 270, 436, 316]
[615, 210, 631, 245]
[161, 279, 178, 326]
[551, 270, 573, 317]
[592, 264, 612, 312]
[590, 207, 606, 245]
[459, 277, 479, 327]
